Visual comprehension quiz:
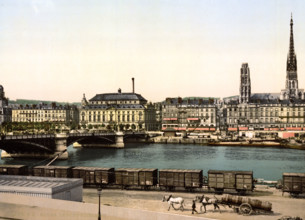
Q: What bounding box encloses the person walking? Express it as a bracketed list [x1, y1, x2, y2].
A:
[192, 200, 198, 214]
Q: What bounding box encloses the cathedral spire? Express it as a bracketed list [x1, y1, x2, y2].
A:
[287, 13, 297, 73]
[281, 15, 304, 100]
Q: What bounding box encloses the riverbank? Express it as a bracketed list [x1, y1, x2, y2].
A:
[152, 136, 305, 150]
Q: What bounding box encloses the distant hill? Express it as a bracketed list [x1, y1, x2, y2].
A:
[9, 99, 81, 106]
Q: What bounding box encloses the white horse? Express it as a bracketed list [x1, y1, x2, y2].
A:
[162, 195, 185, 211]
[195, 195, 221, 213]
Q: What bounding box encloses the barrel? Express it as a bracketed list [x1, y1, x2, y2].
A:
[221, 195, 272, 211]
[221, 195, 243, 205]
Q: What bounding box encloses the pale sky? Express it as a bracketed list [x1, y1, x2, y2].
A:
[0, 0, 305, 103]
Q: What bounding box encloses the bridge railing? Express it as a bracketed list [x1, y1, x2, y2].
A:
[2, 134, 56, 140]
[68, 132, 116, 137]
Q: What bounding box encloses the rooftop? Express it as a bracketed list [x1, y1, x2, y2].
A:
[89, 93, 147, 102]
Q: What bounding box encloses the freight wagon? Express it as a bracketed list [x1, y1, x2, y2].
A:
[0, 165, 28, 175]
[282, 172, 305, 197]
[72, 167, 115, 186]
[32, 166, 73, 178]
[208, 170, 254, 194]
[115, 168, 157, 189]
[159, 169, 202, 190]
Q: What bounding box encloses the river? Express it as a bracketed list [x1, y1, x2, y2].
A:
[1, 143, 304, 180]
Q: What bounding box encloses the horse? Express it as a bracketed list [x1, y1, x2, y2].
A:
[195, 194, 221, 213]
[162, 195, 185, 211]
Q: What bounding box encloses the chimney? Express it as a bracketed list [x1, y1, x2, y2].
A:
[118, 88, 122, 93]
[132, 77, 135, 93]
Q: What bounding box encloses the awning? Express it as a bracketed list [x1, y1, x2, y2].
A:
[238, 127, 248, 131]
[228, 127, 238, 131]
[286, 127, 302, 131]
[195, 128, 209, 131]
[187, 118, 199, 120]
[270, 128, 279, 131]
[163, 118, 178, 121]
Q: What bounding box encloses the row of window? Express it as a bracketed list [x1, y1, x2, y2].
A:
[229, 118, 305, 124]
[82, 115, 142, 123]
[82, 110, 143, 115]
[229, 107, 305, 112]
[228, 111, 305, 117]
[14, 110, 66, 113]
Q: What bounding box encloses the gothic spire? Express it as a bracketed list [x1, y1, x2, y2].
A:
[287, 14, 297, 72]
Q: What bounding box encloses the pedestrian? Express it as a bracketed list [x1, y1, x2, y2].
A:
[192, 200, 198, 214]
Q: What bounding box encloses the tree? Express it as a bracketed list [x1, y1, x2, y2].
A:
[88, 124, 93, 129]
[131, 124, 136, 130]
[119, 124, 124, 131]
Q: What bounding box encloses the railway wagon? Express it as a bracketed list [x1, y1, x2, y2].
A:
[159, 169, 203, 190]
[208, 170, 254, 194]
[0, 165, 28, 175]
[115, 168, 158, 188]
[72, 167, 115, 186]
[139, 168, 158, 187]
[32, 166, 73, 178]
[282, 172, 305, 197]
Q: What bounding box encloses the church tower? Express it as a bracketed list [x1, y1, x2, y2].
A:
[281, 15, 304, 100]
[239, 63, 251, 103]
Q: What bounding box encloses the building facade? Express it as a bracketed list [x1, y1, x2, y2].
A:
[224, 16, 305, 133]
[161, 97, 218, 132]
[0, 85, 11, 125]
[12, 103, 79, 125]
[79, 89, 157, 131]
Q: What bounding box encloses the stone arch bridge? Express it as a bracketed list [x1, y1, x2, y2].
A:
[0, 132, 149, 159]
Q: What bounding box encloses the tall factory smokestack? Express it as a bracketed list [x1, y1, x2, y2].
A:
[132, 77, 135, 93]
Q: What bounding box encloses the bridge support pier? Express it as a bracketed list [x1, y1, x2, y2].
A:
[54, 133, 68, 159]
[115, 131, 124, 148]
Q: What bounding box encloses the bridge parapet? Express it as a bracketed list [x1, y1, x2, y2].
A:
[2, 134, 55, 140]
[68, 132, 116, 138]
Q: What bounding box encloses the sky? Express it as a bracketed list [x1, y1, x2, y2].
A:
[0, 0, 305, 103]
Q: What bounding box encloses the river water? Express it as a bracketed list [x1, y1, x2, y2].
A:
[1, 144, 305, 180]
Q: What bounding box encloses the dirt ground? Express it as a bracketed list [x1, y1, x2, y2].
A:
[83, 185, 305, 220]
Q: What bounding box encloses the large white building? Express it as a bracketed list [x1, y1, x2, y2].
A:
[80, 78, 158, 131]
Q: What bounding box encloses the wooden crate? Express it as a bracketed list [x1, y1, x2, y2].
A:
[0, 165, 28, 175]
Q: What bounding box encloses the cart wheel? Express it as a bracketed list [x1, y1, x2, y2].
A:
[290, 192, 299, 198]
[239, 203, 252, 215]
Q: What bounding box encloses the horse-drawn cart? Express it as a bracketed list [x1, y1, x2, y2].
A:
[221, 194, 273, 216]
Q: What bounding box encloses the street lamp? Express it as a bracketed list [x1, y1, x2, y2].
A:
[97, 187, 102, 220]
